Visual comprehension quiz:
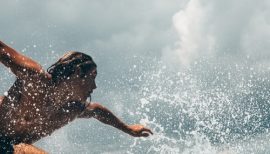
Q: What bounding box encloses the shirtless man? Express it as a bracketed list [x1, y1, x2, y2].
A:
[0, 40, 153, 153]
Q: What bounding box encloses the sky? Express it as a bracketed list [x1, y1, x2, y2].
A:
[164, 0, 270, 68]
[0, 0, 185, 62]
[2, 0, 270, 70]
[1, 0, 270, 153]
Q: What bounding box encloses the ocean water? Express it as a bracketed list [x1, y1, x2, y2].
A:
[32, 56, 270, 154]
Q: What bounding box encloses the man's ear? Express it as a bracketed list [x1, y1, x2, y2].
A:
[76, 67, 86, 78]
[73, 67, 82, 78]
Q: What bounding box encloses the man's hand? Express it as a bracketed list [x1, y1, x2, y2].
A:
[127, 124, 153, 137]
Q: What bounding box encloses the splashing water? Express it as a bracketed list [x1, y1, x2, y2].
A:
[120, 56, 270, 154]
[35, 56, 270, 154]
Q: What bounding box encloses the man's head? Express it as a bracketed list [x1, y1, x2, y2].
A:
[47, 51, 97, 84]
[48, 51, 97, 101]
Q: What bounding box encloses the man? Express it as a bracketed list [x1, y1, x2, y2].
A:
[0, 40, 153, 153]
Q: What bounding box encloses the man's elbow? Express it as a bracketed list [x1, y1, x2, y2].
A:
[87, 103, 104, 113]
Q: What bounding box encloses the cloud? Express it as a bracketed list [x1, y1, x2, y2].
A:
[164, 0, 270, 67]
[0, 0, 184, 65]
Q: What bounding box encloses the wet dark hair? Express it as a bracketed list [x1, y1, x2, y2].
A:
[47, 51, 97, 84]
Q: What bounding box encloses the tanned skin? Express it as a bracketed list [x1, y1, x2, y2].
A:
[0, 40, 153, 153]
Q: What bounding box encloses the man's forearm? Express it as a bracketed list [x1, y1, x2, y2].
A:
[0, 40, 15, 58]
[0, 41, 12, 65]
[80, 103, 153, 137]
[83, 103, 131, 134]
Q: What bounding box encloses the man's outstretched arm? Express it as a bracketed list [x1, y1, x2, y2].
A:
[79, 103, 153, 137]
[0, 40, 44, 78]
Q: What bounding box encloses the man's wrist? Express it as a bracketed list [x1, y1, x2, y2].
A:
[121, 124, 131, 134]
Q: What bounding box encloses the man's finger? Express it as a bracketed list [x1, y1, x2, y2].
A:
[141, 132, 150, 137]
[142, 128, 153, 135]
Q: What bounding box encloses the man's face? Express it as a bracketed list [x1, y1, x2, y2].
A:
[58, 67, 97, 102]
[80, 68, 97, 101]
[87, 68, 97, 94]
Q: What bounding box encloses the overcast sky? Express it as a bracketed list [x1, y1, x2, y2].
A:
[0, 0, 185, 65]
[1, 0, 269, 70]
[164, 0, 270, 67]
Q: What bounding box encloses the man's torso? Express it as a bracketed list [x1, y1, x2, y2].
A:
[0, 75, 85, 144]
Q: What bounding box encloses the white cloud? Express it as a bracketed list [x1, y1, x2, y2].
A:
[164, 0, 270, 67]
